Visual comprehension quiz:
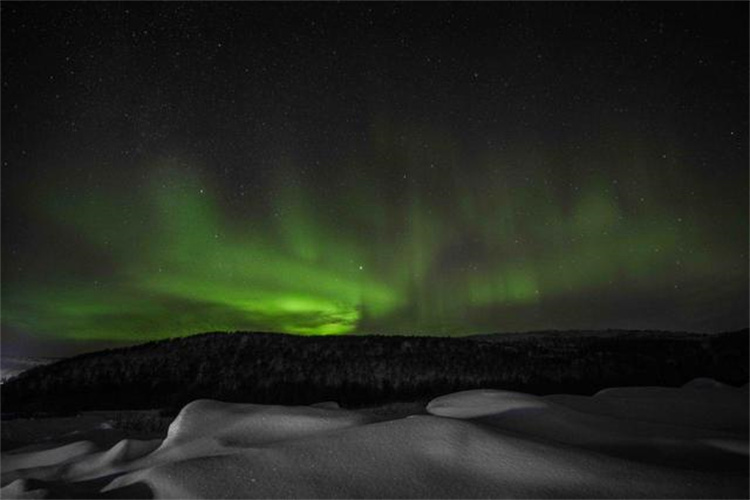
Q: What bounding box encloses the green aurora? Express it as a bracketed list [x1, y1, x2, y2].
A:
[2, 3, 747, 352]
[3, 122, 746, 343]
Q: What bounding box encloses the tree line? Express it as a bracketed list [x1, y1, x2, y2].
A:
[2, 329, 747, 415]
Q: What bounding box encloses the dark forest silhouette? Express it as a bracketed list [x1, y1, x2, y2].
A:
[2, 329, 747, 416]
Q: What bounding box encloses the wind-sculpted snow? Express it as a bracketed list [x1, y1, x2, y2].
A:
[2, 379, 748, 499]
[427, 386, 749, 471]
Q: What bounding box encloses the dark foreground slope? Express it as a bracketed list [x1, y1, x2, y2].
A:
[2, 329, 747, 414]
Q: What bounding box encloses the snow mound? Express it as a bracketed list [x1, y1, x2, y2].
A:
[425, 386, 748, 470]
[161, 399, 372, 448]
[427, 389, 549, 418]
[583, 384, 749, 431]
[682, 377, 737, 390]
[106, 413, 746, 499]
[0, 479, 47, 499]
[1, 378, 747, 499]
[2, 441, 95, 474]
[65, 438, 162, 480]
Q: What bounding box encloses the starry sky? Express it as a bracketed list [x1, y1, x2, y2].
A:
[2, 2, 748, 356]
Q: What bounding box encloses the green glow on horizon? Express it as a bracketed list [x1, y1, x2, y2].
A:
[1, 125, 746, 342]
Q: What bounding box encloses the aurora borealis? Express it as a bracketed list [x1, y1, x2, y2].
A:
[2, 2, 748, 356]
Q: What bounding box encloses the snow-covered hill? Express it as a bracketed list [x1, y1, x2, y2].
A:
[1, 378, 747, 498]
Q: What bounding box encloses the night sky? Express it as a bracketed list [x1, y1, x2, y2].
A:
[2, 2, 748, 356]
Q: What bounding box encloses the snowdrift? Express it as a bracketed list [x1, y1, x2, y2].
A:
[1, 378, 747, 499]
